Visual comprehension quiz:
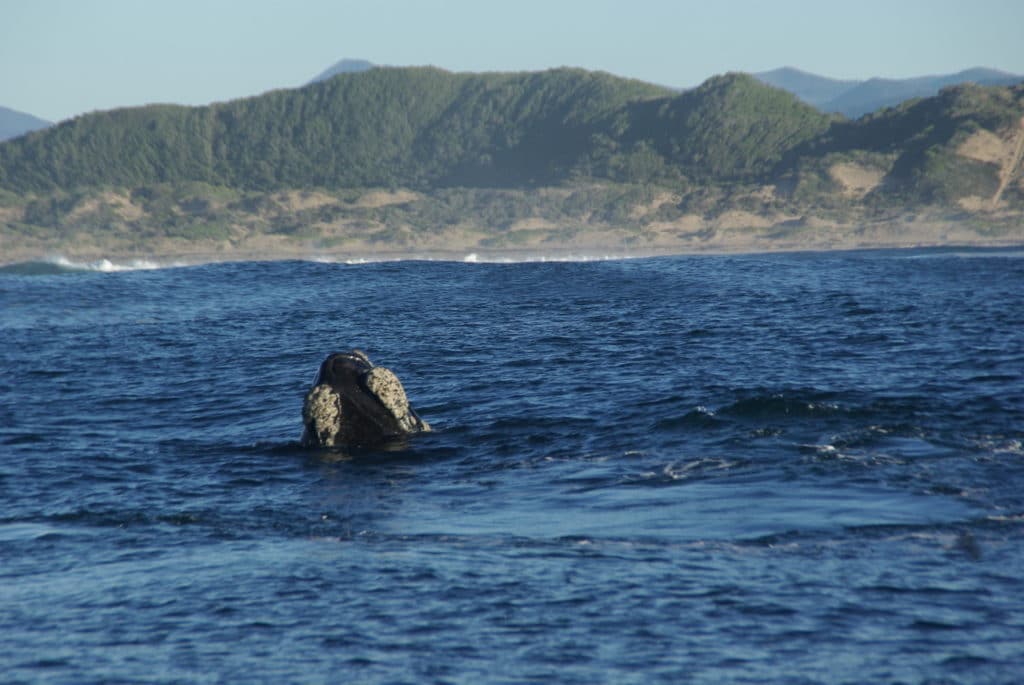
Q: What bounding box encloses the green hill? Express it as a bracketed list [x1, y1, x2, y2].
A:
[618, 73, 832, 180]
[2, 67, 1019, 204]
[0, 67, 836, 193]
[0, 67, 677, 192]
[783, 81, 1024, 204]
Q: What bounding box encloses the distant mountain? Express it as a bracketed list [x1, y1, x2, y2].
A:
[754, 67, 859, 109]
[309, 58, 376, 84]
[0, 105, 51, 142]
[756, 66, 1024, 118]
[824, 67, 1023, 118]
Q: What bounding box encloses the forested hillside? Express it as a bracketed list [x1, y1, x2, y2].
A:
[0, 67, 838, 192]
[0, 67, 677, 192]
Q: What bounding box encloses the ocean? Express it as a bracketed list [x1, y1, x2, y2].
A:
[1, 248, 1022, 684]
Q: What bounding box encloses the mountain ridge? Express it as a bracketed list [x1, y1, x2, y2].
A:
[4, 65, 1019, 206]
[755, 65, 1024, 118]
[0, 68, 834, 192]
[753, 67, 859, 109]
[0, 105, 52, 142]
[308, 58, 376, 84]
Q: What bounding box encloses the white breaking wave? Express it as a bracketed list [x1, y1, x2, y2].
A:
[26, 252, 650, 273]
[458, 253, 638, 264]
[307, 252, 643, 265]
[46, 255, 181, 272]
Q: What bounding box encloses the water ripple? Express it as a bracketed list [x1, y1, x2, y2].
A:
[2, 249, 1023, 682]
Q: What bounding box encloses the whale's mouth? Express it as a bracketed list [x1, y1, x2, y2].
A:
[302, 350, 429, 448]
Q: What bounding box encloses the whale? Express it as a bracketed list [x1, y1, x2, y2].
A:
[301, 350, 430, 448]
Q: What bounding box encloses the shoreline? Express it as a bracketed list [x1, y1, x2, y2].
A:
[4, 207, 1023, 268]
[3, 180, 1022, 269]
[4, 234, 1023, 269]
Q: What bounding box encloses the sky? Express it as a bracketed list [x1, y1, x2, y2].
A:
[2, 0, 1023, 123]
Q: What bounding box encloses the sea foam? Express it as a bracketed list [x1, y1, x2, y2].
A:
[50, 256, 170, 272]
[307, 252, 640, 265]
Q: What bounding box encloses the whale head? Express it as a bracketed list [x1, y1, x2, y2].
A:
[301, 350, 430, 448]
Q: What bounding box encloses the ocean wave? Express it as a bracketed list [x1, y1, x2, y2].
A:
[460, 252, 638, 264]
[895, 247, 1024, 260]
[4, 251, 655, 273]
[0, 255, 185, 275]
[307, 251, 644, 265]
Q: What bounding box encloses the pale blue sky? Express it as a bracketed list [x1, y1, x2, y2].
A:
[3, 0, 1022, 122]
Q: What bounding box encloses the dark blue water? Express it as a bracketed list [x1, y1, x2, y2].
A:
[2, 249, 1023, 684]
